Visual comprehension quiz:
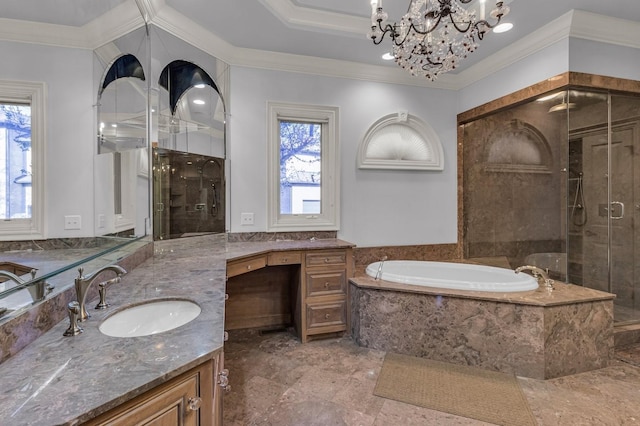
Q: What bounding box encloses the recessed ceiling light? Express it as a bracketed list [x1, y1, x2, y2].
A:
[111, 123, 117, 128]
[493, 23, 513, 33]
[193, 99, 205, 105]
[382, 52, 394, 61]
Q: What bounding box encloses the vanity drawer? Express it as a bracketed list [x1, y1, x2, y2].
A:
[306, 301, 346, 330]
[306, 270, 346, 297]
[226, 255, 267, 278]
[267, 251, 302, 266]
[305, 250, 346, 267]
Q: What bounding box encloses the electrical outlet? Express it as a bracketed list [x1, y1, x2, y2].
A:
[64, 215, 82, 230]
[240, 212, 254, 226]
[98, 214, 106, 228]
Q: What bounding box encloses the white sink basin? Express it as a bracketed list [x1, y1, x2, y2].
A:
[99, 299, 201, 338]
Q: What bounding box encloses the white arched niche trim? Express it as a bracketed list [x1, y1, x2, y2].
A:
[357, 112, 444, 171]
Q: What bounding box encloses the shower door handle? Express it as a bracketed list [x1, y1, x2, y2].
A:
[611, 201, 625, 220]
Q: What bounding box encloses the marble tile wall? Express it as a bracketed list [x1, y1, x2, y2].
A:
[353, 244, 460, 267]
[461, 101, 565, 266]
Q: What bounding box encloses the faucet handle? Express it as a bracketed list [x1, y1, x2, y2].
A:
[95, 276, 121, 310]
[63, 301, 83, 337]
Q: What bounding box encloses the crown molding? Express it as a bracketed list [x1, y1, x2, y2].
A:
[0, 17, 88, 48]
[1, 3, 639, 91]
[258, 0, 370, 37]
[454, 10, 574, 88]
[82, 2, 147, 48]
[570, 9, 640, 49]
[0, 1, 144, 50]
[150, 3, 237, 67]
[229, 48, 458, 89]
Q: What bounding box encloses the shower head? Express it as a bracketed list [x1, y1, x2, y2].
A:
[548, 93, 576, 113]
[548, 101, 576, 113]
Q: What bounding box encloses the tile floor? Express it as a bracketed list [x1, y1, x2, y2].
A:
[223, 329, 640, 425]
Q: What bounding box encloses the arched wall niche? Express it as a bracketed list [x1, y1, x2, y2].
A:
[357, 112, 444, 171]
[483, 119, 552, 173]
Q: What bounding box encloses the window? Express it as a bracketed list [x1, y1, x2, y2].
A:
[267, 102, 339, 231]
[0, 80, 45, 239]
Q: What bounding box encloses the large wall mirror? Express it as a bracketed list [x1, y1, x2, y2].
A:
[0, 12, 230, 321]
[94, 24, 151, 239]
[0, 20, 152, 320]
[148, 25, 229, 240]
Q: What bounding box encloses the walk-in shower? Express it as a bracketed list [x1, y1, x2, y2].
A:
[461, 76, 640, 325]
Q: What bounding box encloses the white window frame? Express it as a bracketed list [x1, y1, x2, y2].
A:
[267, 102, 340, 231]
[0, 80, 46, 240]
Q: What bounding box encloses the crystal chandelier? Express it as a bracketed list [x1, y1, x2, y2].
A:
[368, 0, 510, 80]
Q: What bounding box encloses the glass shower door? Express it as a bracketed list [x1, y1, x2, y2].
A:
[569, 90, 640, 324]
[609, 94, 640, 323]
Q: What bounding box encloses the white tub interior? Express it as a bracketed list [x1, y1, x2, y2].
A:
[365, 260, 538, 292]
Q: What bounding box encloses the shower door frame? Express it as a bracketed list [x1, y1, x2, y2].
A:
[567, 91, 640, 324]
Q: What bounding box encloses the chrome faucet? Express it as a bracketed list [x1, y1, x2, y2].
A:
[0, 269, 54, 303]
[374, 256, 388, 280]
[515, 265, 554, 291]
[75, 265, 126, 321]
[0, 268, 36, 286]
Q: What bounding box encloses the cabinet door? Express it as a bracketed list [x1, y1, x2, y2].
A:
[90, 361, 213, 426]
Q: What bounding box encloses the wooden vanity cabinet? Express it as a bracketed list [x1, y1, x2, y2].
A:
[224, 246, 354, 343]
[300, 248, 352, 343]
[88, 351, 224, 426]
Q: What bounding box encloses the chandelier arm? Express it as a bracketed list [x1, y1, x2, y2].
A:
[447, 13, 474, 34]
[403, 12, 444, 36]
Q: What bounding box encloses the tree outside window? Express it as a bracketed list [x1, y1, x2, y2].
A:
[0, 103, 31, 220]
[279, 121, 321, 215]
[267, 102, 339, 231]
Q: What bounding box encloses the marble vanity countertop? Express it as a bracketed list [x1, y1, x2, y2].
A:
[224, 237, 355, 260]
[351, 269, 616, 307]
[0, 235, 353, 425]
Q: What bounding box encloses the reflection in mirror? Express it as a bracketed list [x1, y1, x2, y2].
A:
[148, 25, 228, 240]
[93, 24, 150, 240]
[0, 236, 144, 320]
[97, 54, 146, 154]
[157, 61, 225, 158]
[153, 148, 225, 240]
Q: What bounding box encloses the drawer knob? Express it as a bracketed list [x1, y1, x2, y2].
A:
[187, 397, 202, 411]
[324, 282, 330, 288]
[325, 313, 330, 319]
[282, 258, 288, 263]
[324, 258, 329, 263]
[224, 331, 229, 341]
[247, 265, 251, 270]
[225, 293, 229, 301]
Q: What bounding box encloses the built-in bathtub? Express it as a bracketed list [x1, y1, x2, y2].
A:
[350, 259, 615, 379]
[366, 260, 538, 292]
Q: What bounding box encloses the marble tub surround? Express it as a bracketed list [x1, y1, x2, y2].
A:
[350, 272, 614, 379]
[0, 234, 227, 425]
[0, 239, 153, 363]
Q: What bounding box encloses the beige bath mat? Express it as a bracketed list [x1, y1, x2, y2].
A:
[374, 352, 537, 426]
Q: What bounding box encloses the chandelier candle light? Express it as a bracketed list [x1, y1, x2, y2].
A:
[368, 0, 510, 80]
